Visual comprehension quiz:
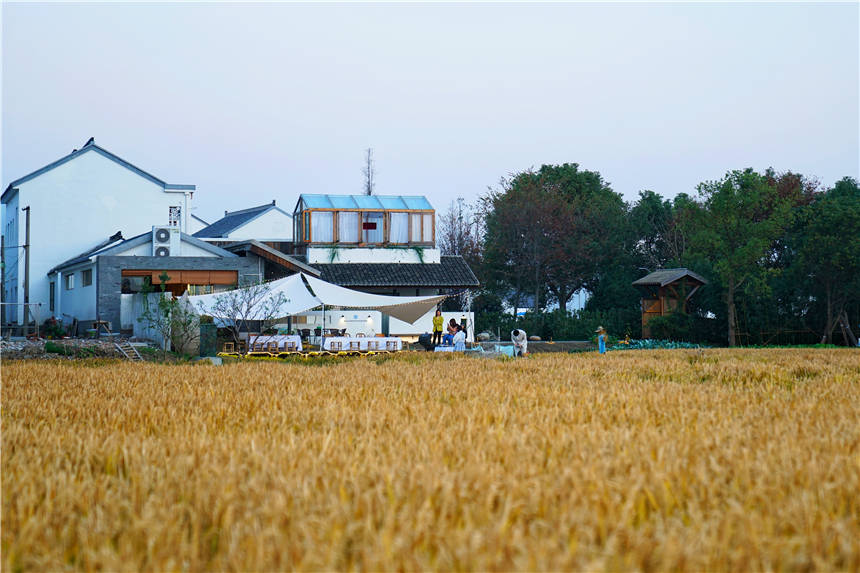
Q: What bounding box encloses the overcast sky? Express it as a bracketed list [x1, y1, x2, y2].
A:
[2, 2, 858, 223]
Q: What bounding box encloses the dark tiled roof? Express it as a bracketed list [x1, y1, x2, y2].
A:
[193, 203, 279, 238]
[632, 268, 707, 287]
[316, 256, 479, 288]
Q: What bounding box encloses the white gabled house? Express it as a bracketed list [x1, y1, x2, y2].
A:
[194, 201, 293, 244]
[1, 137, 196, 326]
[47, 227, 262, 334]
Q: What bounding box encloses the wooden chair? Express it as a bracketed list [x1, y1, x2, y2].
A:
[355, 332, 365, 338]
[238, 341, 247, 354]
[367, 340, 380, 351]
[330, 341, 342, 352]
[266, 341, 279, 353]
[285, 340, 298, 352]
[222, 341, 235, 353]
[299, 329, 311, 340]
[252, 341, 265, 352]
[349, 341, 361, 352]
[386, 340, 399, 352]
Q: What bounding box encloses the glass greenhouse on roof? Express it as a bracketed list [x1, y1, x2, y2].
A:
[294, 194, 435, 247]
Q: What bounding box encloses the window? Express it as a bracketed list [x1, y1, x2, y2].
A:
[409, 212, 434, 243]
[389, 213, 409, 244]
[82, 269, 93, 287]
[310, 211, 333, 242]
[50, 282, 55, 312]
[362, 212, 384, 243]
[65, 274, 75, 290]
[169, 206, 181, 227]
[338, 212, 359, 243]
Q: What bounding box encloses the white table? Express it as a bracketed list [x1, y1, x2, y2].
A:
[434, 346, 455, 352]
[250, 335, 303, 352]
[322, 336, 402, 351]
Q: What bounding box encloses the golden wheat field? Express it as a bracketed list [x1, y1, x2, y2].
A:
[2, 349, 859, 572]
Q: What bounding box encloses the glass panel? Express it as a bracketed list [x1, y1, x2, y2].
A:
[311, 211, 333, 242]
[403, 196, 434, 210]
[410, 214, 421, 242]
[379, 196, 407, 210]
[423, 213, 434, 243]
[389, 213, 409, 243]
[302, 195, 333, 208]
[338, 211, 359, 242]
[355, 196, 384, 210]
[363, 212, 384, 243]
[330, 196, 359, 209]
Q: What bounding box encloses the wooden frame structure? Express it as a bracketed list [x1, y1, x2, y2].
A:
[633, 268, 707, 338]
[293, 195, 435, 248]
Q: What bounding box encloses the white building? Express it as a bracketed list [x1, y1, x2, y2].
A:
[1, 138, 196, 325]
[46, 227, 260, 334]
[194, 201, 292, 244]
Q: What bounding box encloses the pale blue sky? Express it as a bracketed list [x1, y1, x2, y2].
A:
[2, 2, 858, 222]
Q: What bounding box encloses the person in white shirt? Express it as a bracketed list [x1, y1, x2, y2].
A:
[453, 325, 467, 351]
[511, 329, 528, 357]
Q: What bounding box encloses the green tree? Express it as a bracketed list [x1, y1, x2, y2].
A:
[794, 177, 860, 344]
[688, 169, 794, 346]
[482, 164, 626, 314]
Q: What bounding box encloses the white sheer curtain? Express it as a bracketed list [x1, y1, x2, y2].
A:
[423, 213, 434, 243]
[410, 213, 422, 242]
[363, 212, 384, 243]
[338, 212, 359, 242]
[311, 211, 333, 242]
[389, 213, 409, 243]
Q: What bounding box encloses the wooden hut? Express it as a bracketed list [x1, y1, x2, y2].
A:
[632, 268, 706, 338]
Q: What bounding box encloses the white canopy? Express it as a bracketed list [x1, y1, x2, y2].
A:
[188, 273, 448, 324]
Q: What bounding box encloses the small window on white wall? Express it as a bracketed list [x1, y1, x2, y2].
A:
[65, 274, 75, 290]
[169, 206, 181, 227]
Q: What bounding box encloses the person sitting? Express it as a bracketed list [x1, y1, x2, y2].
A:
[511, 329, 528, 357]
[453, 325, 467, 351]
[432, 310, 444, 346]
[442, 318, 458, 346]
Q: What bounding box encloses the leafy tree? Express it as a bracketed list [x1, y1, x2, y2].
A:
[794, 177, 860, 344]
[203, 281, 288, 353]
[482, 164, 626, 314]
[687, 169, 794, 346]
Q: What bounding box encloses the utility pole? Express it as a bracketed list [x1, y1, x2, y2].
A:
[23, 206, 30, 337]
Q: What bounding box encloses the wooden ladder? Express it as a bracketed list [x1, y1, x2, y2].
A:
[115, 341, 143, 362]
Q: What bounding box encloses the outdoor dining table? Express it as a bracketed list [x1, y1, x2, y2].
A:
[322, 336, 402, 352]
[251, 335, 303, 352]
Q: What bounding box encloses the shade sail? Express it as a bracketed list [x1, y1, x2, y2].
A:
[187, 273, 449, 324]
[189, 274, 321, 319]
[302, 274, 447, 324]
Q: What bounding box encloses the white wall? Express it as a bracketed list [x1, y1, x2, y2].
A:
[292, 309, 474, 341]
[188, 215, 209, 235]
[3, 150, 194, 323]
[56, 263, 98, 326]
[307, 246, 442, 265]
[2, 192, 20, 321]
[226, 209, 292, 241]
[114, 237, 220, 258]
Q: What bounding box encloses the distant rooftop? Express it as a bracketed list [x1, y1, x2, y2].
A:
[194, 201, 290, 238]
[632, 268, 707, 287]
[296, 194, 434, 211]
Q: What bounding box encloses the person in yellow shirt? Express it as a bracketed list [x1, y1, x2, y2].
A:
[432, 309, 444, 346]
